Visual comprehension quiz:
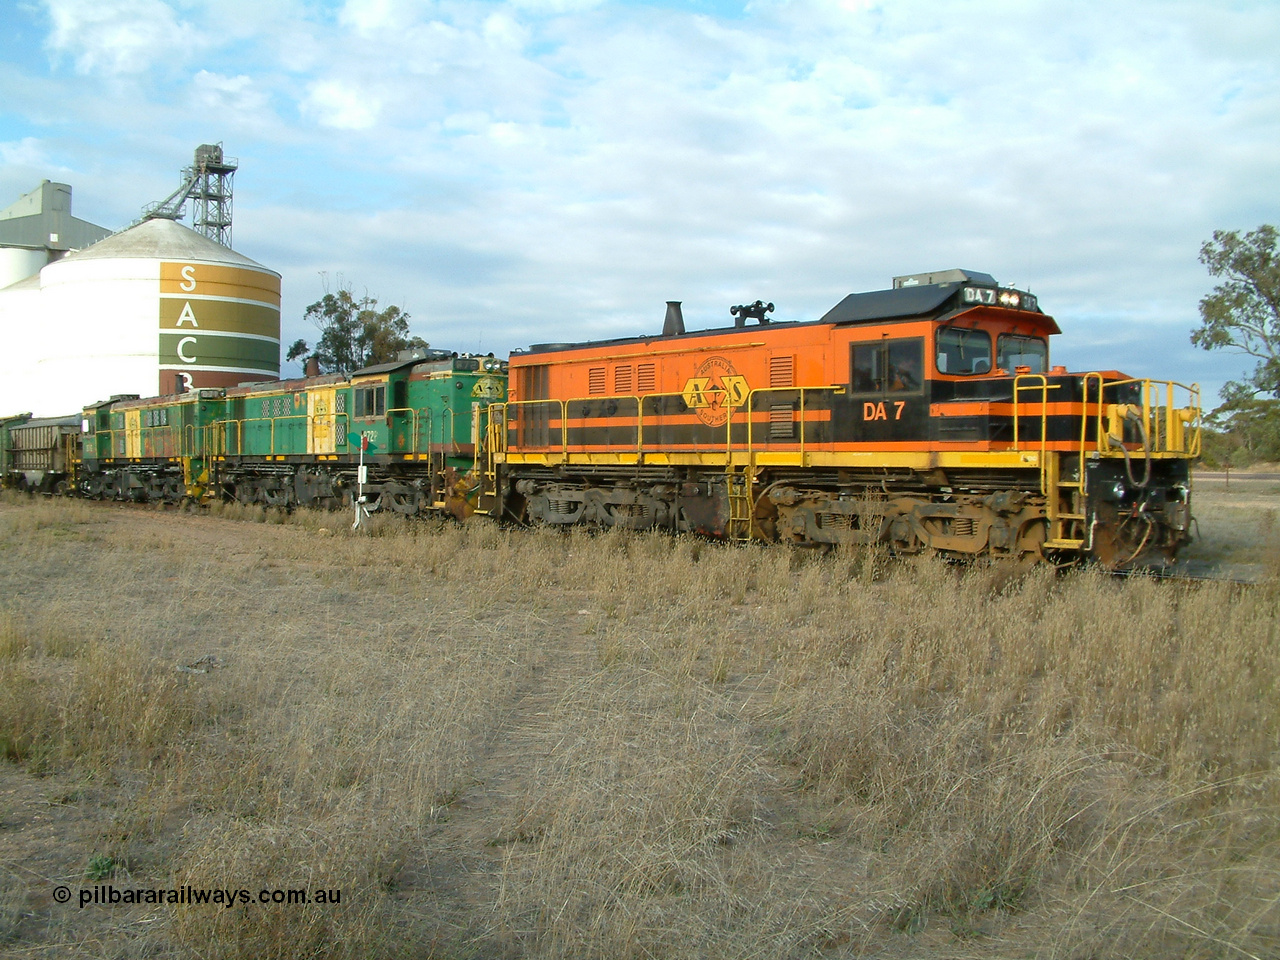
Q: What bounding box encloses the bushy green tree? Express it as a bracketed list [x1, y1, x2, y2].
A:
[286, 286, 426, 375]
[1191, 225, 1280, 463]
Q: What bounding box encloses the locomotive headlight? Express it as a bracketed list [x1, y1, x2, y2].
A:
[1096, 478, 1127, 501]
[998, 290, 1021, 307]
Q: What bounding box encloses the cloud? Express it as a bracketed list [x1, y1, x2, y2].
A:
[0, 136, 52, 168]
[41, 0, 198, 74]
[302, 79, 382, 130]
[191, 70, 269, 117]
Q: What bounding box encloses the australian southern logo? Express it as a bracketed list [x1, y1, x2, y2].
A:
[472, 376, 504, 400]
[681, 357, 749, 427]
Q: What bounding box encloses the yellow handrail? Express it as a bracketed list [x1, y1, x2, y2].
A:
[1088, 376, 1201, 457]
[385, 407, 421, 453]
[743, 385, 844, 463]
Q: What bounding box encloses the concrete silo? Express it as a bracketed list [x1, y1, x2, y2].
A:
[0, 218, 280, 416]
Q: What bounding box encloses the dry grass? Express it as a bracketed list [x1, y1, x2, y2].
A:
[0, 491, 1276, 958]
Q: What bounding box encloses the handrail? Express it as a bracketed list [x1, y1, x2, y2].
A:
[385, 406, 421, 454]
[743, 385, 846, 463]
[216, 412, 352, 457]
[1087, 376, 1201, 457]
[506, 387, 855, 462]
[504, 398, 568, 456]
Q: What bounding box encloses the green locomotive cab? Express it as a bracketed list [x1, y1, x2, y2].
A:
[351, 350, 507, 467]
[344, 350, 508, 515]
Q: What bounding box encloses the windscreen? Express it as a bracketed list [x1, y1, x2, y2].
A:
[996, 335, 1048, 373]
[935, 327, 992, 376]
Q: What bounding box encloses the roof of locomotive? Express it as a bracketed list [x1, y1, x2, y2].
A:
[521, 278, 1054, 358]
[819, 280, 1027, 324]
[352, 349, 457, 377]
[224, 374, 346, 397]
[12, 413, 80, 429]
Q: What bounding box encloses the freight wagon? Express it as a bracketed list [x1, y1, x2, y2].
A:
[0, 413, 81, 494]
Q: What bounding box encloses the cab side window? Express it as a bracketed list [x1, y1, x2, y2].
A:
[850, 338, 924, 394]
[354, 385, 386, 418]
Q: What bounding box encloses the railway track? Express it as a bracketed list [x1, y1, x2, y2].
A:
[1130, 558, 1268, 584]
[27, 494, 1271, 586]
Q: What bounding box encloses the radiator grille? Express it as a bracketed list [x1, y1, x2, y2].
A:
[769, 404, 794, 439]
[636, 363, 656, 394]
[769, 355, 794, 388]
[614, 365, 633, 394]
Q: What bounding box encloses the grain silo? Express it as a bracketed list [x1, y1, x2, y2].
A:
[0, 218, 280, 416]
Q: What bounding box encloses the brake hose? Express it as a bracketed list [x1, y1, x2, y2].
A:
[1107, 409, 1151, 490]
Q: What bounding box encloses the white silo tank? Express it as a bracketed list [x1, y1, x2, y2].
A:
[17, 219, 280, 416]
[0, 273, 43, 414]
[0, 248, 50, 288]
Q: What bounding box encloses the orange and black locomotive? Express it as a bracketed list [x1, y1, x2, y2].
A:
[484, 269, 1200, 569]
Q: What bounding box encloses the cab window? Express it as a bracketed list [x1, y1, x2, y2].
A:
[936, 327, 993, 376]
[850, 338, 923, 393]
[996, 334, 1047, 373]
[354, 385, 386, 418]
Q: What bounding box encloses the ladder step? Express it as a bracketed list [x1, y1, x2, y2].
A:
[1056, 512, 1086, 521]
[1044, 538, 1085, 549]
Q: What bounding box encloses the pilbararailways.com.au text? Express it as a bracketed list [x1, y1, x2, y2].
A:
[73, 885, 341, 909]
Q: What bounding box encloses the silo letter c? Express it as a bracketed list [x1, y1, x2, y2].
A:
[177, 337, 197, 363]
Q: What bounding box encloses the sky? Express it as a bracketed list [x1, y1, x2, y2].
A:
[1, 0, 1277, 404]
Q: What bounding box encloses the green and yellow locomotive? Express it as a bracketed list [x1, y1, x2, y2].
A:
[78, 349, 507, 516]
[80, 390, 223, 501]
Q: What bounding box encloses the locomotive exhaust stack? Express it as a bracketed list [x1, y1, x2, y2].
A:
[663, 301, 685, 336]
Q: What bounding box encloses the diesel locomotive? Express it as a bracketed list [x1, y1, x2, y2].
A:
[7, 269, 1201, 570]
[482, 269, 1201, 569]
[74, 349, 507, 518]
